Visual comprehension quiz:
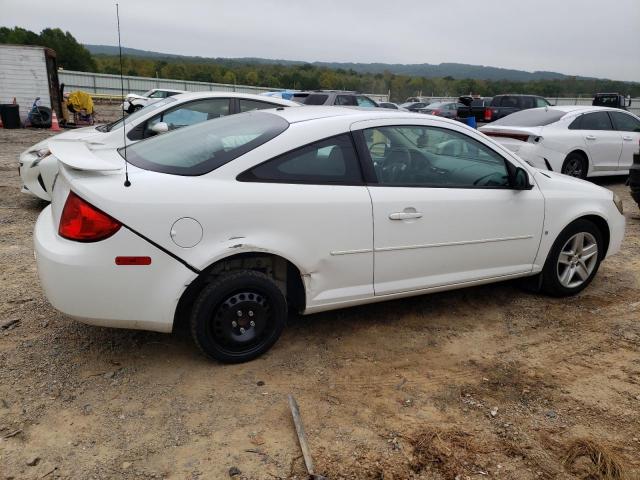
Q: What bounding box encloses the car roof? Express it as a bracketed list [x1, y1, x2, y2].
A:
[151, 88, 187, 93]
[267, 105, 448, 124]
[168, 91, 299, 106]
[544, 105, 623, 114]
[493, 94, 544, 97]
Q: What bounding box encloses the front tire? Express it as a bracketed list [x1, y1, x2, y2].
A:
[190, 270, 287, 363]
[541, 219, 603, 297]
[561, 152, 588, 179]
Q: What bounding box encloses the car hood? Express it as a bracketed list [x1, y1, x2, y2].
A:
[53, 126, 105, 141]
[125, 94, 146, 101]
[22, 126, 103, 155]
[533, 169, 612, 199]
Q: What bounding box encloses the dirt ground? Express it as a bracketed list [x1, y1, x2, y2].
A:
[1, 125, 639, 480]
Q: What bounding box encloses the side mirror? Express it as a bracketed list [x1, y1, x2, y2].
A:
[513, 167, 534, 190]
[150, 121, 169, 134]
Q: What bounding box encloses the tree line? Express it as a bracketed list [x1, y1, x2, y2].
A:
[2, 26, 639, 102]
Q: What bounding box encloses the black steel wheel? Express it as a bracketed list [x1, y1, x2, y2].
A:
[190, 270, 287, 363]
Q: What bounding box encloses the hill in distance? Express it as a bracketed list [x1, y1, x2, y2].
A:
[85, 44, 600, 82]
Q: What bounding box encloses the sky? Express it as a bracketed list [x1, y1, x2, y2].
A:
[2, 0, 639, 81]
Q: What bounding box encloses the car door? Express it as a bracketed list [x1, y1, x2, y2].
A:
[570, 111, 622, 171]
[352, 120, 545, 295]
[608, 111, 640, 171]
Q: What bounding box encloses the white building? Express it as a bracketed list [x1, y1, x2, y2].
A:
[0, 44, 61, 123]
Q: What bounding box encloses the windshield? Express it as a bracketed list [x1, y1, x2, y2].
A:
[102, 97, 177, 132]
[122, 111, 290, 176]
[491, 108, 566, 126]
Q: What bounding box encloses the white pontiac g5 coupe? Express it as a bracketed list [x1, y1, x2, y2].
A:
[34, 107, 626, 363]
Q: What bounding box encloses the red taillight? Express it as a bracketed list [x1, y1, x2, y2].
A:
[432, 110, 441, 116]
[484, 108, 492, 121]
[58, 191, 121, 242]
[485, 132, 531, 142]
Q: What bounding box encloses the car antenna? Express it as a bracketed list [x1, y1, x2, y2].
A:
[116, 3, 131, 187]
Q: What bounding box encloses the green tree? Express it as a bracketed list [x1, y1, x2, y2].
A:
[38, 28, 96, 71]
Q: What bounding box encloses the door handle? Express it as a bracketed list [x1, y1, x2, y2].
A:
[389, 211, 423, 220]
[623, 136, 633, 141]
[585, 135, 597, 140]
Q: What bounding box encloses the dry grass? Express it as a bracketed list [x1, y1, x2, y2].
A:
[409, 427, 490, 478]
[563, 438, 628, 480]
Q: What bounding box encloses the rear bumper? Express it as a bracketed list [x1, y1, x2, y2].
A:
[34, 206, 197, 333]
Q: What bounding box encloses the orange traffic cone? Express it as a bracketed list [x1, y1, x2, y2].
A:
[50, 111, 61, 132]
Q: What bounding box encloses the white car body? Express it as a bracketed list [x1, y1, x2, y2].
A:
[479, 106, 640, 177]
[34, 107, 625, 359]
[18, 92, 300, 200]
[122, 88, 186, 113]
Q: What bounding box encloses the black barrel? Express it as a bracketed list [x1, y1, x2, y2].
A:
[0, 104, 21, 129]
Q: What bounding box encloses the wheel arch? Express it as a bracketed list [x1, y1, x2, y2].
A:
[551, 213, 611, 259]
[580, 214, 610, 257]
[174, 250, 307, 328]
[564, 149, 591, 174]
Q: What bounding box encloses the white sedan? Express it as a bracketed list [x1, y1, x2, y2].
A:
[479, 106, 640, 178]
[34, 107, 625, 363]
[122, 88, 186, 113]
[19, 92, 299, 201]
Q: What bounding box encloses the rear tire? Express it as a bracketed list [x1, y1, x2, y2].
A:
[190, 270, 287, 363]
[541, 219, 603, 297]
[561, 152, 588, 179]
[30, 107, 52, 128]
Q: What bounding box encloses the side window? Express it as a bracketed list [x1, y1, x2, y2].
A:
[568, 115, 582, 130]
[148, 90, 166, 98]
[355, 96, 377, 107]
[335, 95, 357, 106]
[362, 125, 510, 188]
[500, 96, 518, 108]
[521, 97, 535, 109]
[535, 98, 549, 108]
[303, 94, 328, 105]
[145, 98, 230, 137]
[610, 112, 640, 132]
[578, 112, 613, 130]
[239, 99, 280, 112]
[238, 134, 363, 184]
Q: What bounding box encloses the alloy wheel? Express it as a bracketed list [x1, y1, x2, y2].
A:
[556, 232, 598, 288]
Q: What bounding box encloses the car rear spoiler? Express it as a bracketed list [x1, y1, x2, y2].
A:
[49, 140, 122, 172]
